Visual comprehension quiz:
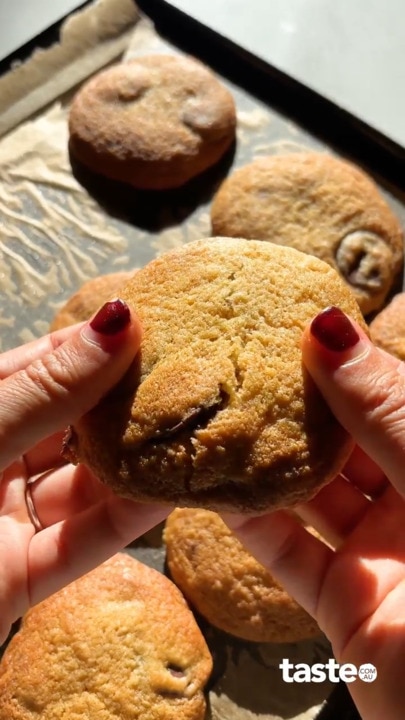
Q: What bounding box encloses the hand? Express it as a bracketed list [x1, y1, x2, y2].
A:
[0, 299, 168, 645]
[225, 307, 405, 720]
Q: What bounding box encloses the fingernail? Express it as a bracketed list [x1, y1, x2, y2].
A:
[88, 298, 130, 336]
[310, 306, 360, 352]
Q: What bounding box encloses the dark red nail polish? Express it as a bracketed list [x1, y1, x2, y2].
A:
[89, 299, 130, 336]
[310, 306, 360, 352]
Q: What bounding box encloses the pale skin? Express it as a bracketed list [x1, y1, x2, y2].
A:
[0, 308, 168, 645]
[0, 308, 404, 720]
[226, 319, 405, 720]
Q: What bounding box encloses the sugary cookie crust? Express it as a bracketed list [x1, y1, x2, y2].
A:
[69, 54, 236, 189]
[64, 237, 366, 513]
[369, 292, 405, 360]
[165, 508, 321, 643]
[0, 554, 212, 719]
[211, 153, 403, 315]
[50, 271, 135, 330]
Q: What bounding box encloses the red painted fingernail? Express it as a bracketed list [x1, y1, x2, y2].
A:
[310, 306, 360, 352]
[89, 298, 130, 336]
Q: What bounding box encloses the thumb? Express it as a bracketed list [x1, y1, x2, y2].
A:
[301, 306, 405, 495]
[0, 299, 141, 471]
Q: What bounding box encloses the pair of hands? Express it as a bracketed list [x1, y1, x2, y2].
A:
[0, 300, 404, 720]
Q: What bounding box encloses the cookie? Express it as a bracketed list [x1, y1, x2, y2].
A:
[0, 554, 212, 719]
[164, 508, 321, 643]
[50, 271, 134, 331]
[68, 55, 236, 190]
[369, 292, 405, 360]
[64, 237, 366, 514]
[211, 153, 404, 315]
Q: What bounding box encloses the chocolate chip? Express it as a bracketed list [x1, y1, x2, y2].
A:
[150, 389, 229, 444]
[335, 231, 392, 292]
[167, 663, 186, 678]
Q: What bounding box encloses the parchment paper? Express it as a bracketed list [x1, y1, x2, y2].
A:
[1, 10, 404, 352]
[0, 0, 139, 138]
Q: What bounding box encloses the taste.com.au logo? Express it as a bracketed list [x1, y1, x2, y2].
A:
[279, 658, 377, 683]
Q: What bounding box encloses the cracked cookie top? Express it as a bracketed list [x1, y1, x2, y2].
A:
[64, 237, 366, 513]
[210, 153, 403, 315]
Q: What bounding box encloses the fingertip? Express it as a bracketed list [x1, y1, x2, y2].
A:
[301, 307, 370, 372]
[220, 511, 249, 531]
[81, 299, 142, 353]
[301, 308, 405, 491]
[221, 510, 297, 557]
[130, 307, 143, 352]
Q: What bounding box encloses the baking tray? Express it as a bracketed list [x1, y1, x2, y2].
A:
[0, 3, 403, 718]
[141, 0, 405, 182]
[1, 8, 404, 352]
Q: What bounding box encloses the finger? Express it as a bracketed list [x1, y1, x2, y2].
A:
[315, 489, 405, 660]
[27, 464, 113, 527]
[23, 433, 68, 477]
[223, 511, 332, 619]
[341, 445, 388, 498]
[301, 306, 405, 495]
[224, 503, 405, 654]
[0, 457, 29, 520]
[27, 498, 169, 607]
[295, 475, 371, 547]
[0, 324, 84, 378]
[0, 515, 33, 642]
[0, 299, 142, 472]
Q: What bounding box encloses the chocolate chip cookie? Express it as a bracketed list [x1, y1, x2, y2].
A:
[50, 271, 135, 331]
[69, 55, 236, 190]
[369, 292, 405, 360]
[64, 237, 366, 513]
[165, 508, 321, 643]
[211, 153, 403, 315]
[0, 554, 212, 719]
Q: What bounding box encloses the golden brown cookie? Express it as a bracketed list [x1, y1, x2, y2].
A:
[50, 271, 135, 331]
[64, 237, 366, 513]
[165, 508, 321, 643]
[369, 292, 405, 360]
[211, 153, 403, 315]
[68, 55, 236, 190]
[0, 554, 212, 719]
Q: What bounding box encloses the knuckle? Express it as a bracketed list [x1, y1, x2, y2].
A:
[270, 524, 302, 571]
[362, 368, 405, 436]
[22, 351, 78, 402]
